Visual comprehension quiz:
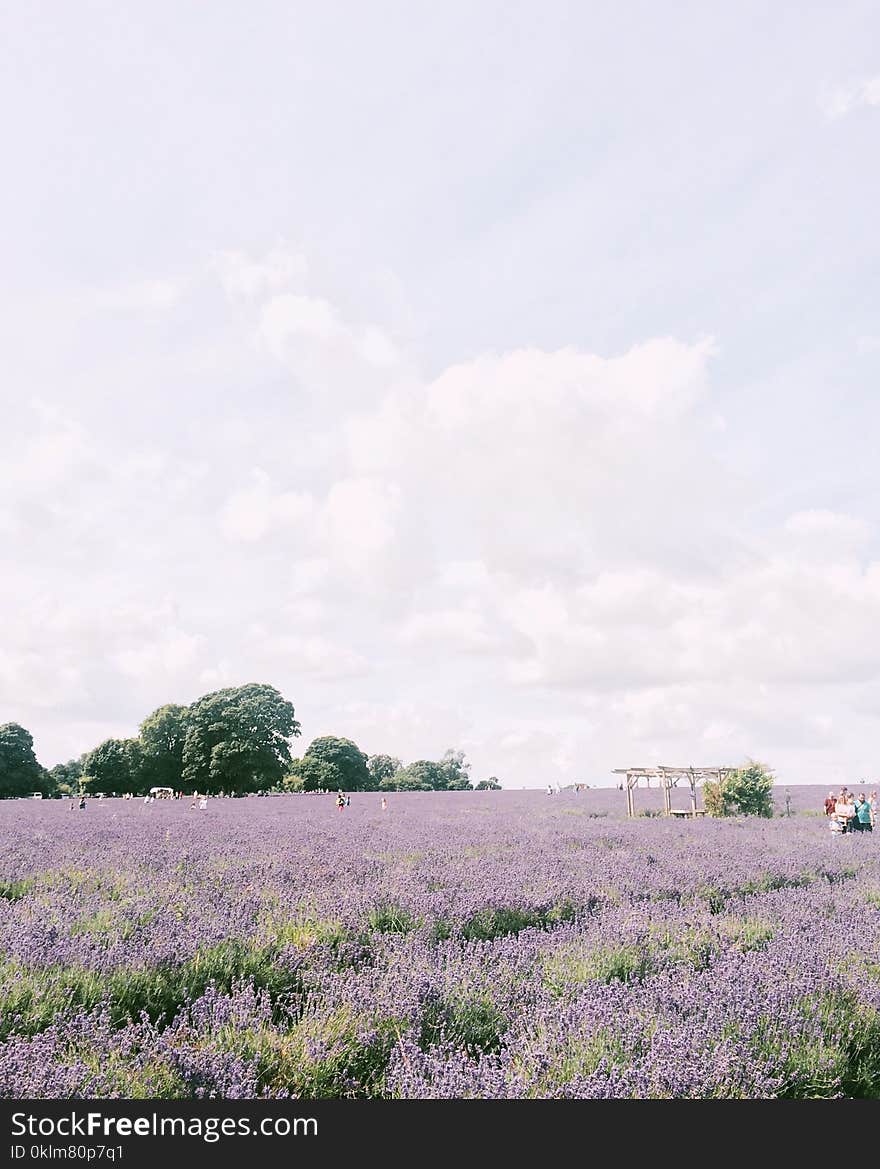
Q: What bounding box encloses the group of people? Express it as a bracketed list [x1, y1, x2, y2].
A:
[335, 793, 390, 810]
[824, 787, 876, 833]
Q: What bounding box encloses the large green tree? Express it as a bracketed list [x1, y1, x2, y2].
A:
[181, 683, 300, 794]
[380, 763, 432, 791]
[48, 758, 84, 795]
[0, 723, 49, 798]
[378, 751, 475, 792]
[81, 738, 144, 794]
[300, 736, 370, 791]
[284, 756, 333, 792]
[367, 754, 402, 789]
[139, 703, 188, 790]
[437, 748, 473, 790]
[383, 760, 442, 791]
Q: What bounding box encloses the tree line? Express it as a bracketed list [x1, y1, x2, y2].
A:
[0, 682, 503, 798]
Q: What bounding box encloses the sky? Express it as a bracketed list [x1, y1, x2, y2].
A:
[2, 1, 880, 787]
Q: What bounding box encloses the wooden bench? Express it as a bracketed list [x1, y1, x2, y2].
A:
[669, 808, 707, 818]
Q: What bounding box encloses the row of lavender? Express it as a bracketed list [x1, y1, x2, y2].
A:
[1, 790, 878, 1098]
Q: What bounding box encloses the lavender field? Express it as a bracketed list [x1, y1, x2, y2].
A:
[1, 787, 879, 1099]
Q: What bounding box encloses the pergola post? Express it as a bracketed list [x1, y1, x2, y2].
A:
[614, 765, 735, 819]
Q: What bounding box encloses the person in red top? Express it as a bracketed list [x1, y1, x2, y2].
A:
[824, 792, 836, 816]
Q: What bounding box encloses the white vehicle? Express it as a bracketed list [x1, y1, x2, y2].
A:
[149, 787, 175, 800]
[31, 792, 43, 799]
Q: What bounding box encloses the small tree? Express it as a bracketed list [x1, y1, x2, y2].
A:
[300, 737, 370, 791]
[381, 768, 432, 791]
[48, 758, 84, 796]
[367, 754, 402, 789]
[476, 777, 502, 790]
[702, 777, 726, 817]
[438, 748, 473, 790]
[82, 738, 144, 795]
[387, 760, 445, 790]
[0, 723, 50, 798]
[281, 760, 305, 791]
[704, 761, 774, 818]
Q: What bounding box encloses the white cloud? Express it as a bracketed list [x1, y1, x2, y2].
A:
[0, 406, 92, 492]
[112, 628, 202, 680]
[0, 648, 85, 710]
[819, 76, 880, 120]
[320, 477, 401, 566]
[289, 558, 331, 594]
[491, 559, 880, 691]
[341, 336, 730, 588]
[260, 293, 341, 352]
[270, 635, 369, 679]
[88, 278, 185, 312]
[359, 325, 401, 368]
[434, 560, 496, 592]
[330, 698, 471, 762]
[398, 608, 503, 654]
[219, 470, 315, 542]
[258, 292, 403, 387]
[784, 509, 871, 547]
[424, 337, 715, 431]
[213, 244, 308, 301]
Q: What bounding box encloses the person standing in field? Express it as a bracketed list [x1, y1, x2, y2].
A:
[835, 793, 853, 833]
[849, 794, 860, 829]
[846, 794, 859, 832]
[824, 792, 836, 816]
[336, 793, 345, 810]
[381, 796, 387, 810]
[856, 794, 873, 832]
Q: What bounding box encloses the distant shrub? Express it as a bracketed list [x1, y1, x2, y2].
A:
[704, 761, 774, 818]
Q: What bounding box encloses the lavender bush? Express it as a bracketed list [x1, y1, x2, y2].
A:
[1, 787, 878, 1098]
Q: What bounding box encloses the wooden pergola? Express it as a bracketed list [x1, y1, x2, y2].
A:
[612, 765, 738, 818]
